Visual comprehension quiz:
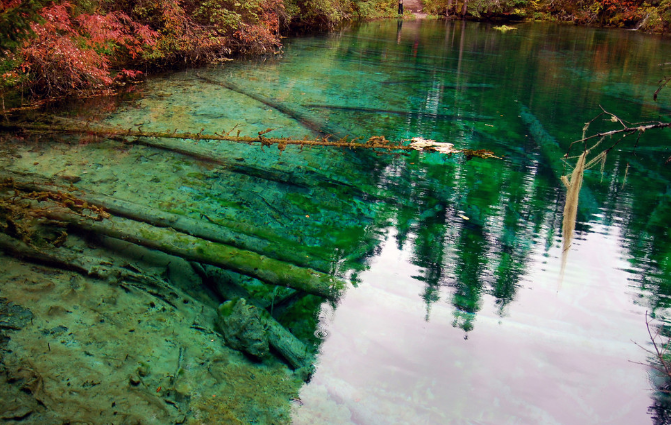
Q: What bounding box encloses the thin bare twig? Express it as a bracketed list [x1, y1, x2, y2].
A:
[644, 311, 671, 380]
[565, 106, 671, 159]
[654, 76, 671, 102]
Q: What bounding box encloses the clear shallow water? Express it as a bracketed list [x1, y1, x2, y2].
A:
[32, 19, 671, 424]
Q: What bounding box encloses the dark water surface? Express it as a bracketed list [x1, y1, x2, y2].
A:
[27, 19, 671, 424]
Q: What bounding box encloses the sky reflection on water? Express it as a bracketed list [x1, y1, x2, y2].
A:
[275, 20, 671, 424]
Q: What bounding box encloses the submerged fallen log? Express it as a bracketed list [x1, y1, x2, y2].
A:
[303, 104, 494, 121]
[381, 80, 496, 89]
[518, 105, 600, 215]
[0, 230, 315, 373]
[196, 74, 350, 138]
[0, 233, 197, 309]
[216, 298, 314, 372]
[194, 263, 315, 373]
[43, 209, 345, 300]
[192, 262, 297, 310]
[2, 174, 333, 273]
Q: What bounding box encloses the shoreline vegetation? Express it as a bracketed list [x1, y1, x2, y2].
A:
[0, 0, 670, 103]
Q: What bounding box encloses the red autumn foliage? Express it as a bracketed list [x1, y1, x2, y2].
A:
[0, 0, 23, 11]
[18, 1, 157, 96]
[21, 3, 113, 95]
[5, 0, 285, 97]
[231, 0, 283, 54]
[596, 0, 642, 25]
[76, 11, 158, 61]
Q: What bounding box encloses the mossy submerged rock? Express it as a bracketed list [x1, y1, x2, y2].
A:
[217, 298, 269, 359]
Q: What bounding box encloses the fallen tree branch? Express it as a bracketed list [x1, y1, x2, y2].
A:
[632, 311, 671, 393]
[566, 106, 671, 154]
[518, 104, 600, 214]
[0, 121, 408, 153]
[0, 120, 499, 159]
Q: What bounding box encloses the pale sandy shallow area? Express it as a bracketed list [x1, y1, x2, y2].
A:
[0, 249, 303, 424]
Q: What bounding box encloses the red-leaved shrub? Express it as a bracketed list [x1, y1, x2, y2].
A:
[19, 2, 157, 96]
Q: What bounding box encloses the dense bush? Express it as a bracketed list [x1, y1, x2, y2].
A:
[421, 0, 657, 29]
[636, 1, 671, 32]
[422, 0, 530, 17]
[283, 0, 395, 32]
[1, 0, 284, 96]
[17, 2, 159, 95]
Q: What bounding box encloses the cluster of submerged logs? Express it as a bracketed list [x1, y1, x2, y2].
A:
[0, 173, 333, 375]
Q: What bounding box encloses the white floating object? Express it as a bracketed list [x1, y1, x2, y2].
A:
[409, 137, 459, 155]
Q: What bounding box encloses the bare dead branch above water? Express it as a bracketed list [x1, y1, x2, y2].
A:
[565, 106, 671, 158]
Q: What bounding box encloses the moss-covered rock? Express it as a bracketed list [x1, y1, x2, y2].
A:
[217, 298, 270, 358]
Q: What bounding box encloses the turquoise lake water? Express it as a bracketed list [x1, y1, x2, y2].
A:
[12, 18, 671, 424]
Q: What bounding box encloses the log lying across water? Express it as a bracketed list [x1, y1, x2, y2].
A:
[43, 209, 344, 300]
[0, 121, 410, 153]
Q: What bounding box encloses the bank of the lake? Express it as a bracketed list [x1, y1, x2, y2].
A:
[2, 0, 671, 105]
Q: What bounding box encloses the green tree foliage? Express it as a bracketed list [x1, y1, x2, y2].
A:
[636, 0, 671, 33]
[283, 0, 395, 31]
[422, 0, 529, 17]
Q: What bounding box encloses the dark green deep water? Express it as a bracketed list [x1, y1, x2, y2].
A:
[27, 19, 671, 424]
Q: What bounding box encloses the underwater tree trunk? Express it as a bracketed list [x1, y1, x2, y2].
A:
[0, 230, 313, 370]
[1, 174, 332, 272]
[44, 209, 345, 300]
[0, 232, 197, 308]
[303, 104, 494, 121]
[518, 105, 600, 216]
[263, 310, 314, 371]
[195, 75, 349, 138]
